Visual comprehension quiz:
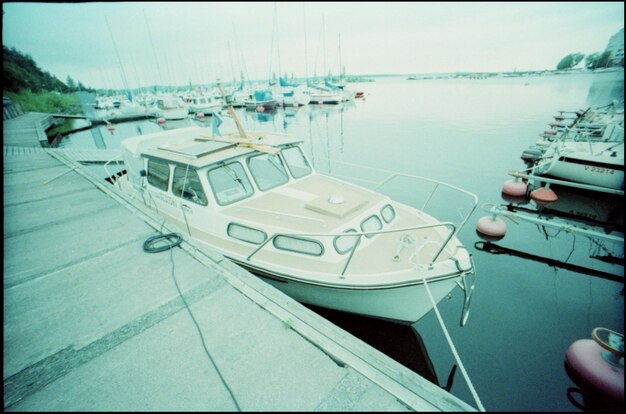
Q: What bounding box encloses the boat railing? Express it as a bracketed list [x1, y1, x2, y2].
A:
[245, 221, 463, 278]
[314, 158, 479, 234]
[103, 153, 125, 188]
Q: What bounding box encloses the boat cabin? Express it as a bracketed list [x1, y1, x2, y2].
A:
[120, 126, 402, 264]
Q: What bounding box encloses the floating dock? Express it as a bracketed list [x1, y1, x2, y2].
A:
[3, 113, 477, 411]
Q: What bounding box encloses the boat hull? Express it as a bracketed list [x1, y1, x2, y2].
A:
[233, 259, 461, 324]
[245, 100, 277, 111]
[545, 158, 624, 190]
[154, 107, 189, 120]
[309, 93, 342, 105]
[188, 104, 222, 115]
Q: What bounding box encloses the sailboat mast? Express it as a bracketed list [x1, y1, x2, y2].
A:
[143, 9, 163, 90]
[322, 14, 326, 79]
[275, 3, 282, 79]
[303, 2, 309, 80]
[227, 40, 236, 85]
[105, 16, 131, 92]
[339, 32, 343, 80]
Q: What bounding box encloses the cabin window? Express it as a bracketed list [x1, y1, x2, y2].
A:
[207, 161, 254, 205]
[282, 146, 312, 178]
[227, 223, 267, 245]
[333, 229, 360, 255]
[381, 204, 396, 223]
[360, 215, 383, 238]
[273, 235, 324, 256]
[247, 153, 289, 191]
[146, 159, 170, 191]
[172, 166, 208, 206]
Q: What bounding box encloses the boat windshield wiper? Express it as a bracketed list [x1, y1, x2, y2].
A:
[221, 162, 247, 191]
[267, 154, 289, 179]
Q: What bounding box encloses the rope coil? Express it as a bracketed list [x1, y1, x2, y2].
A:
[142, 233, 183, 253]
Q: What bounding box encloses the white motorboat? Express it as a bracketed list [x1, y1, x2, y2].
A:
[185, 93, 223, 115]
[532, 140, 624, 190]
[94, 96, 115, 110]
[520, 105, 624, 192]
[109, 88, 478, 324]
[152, 95, 189, 120]
[274, 78, 311, 107]
[307, 82, 343, 105]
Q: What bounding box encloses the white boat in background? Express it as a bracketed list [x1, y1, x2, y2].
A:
[185, 93, 223, 115]
[532, 140, 624, 190]
[324, 78, 354, 102]
[151, 95, 189, 120]
[274, 78, 311, 106]
[107, 83, 479, 325]
[94, 96, 115, 110]
[519, 104, 624, 192]
[307, 82, 342, 105]
[228, 83, 250, 108]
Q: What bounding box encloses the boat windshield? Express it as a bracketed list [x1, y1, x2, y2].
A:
[281, 146, 312, 178]
[247, 153, 290, 191]
[205, 146, 312, 205]
[207, 161, 254, 205]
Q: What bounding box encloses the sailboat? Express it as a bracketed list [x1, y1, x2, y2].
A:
[276, 77, 311, 106]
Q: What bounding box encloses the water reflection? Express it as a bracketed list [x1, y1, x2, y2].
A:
[303, 304, 457, 390]
[477, 183, 624, 279]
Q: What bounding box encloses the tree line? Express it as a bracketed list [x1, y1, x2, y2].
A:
[3, 46, 93, 93]
[556, 50, 622, 71]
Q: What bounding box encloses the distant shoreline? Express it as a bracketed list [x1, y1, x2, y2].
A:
[366, 66, 625, 81]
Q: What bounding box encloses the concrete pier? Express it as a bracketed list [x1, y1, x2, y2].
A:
[3, 114, 477, 411]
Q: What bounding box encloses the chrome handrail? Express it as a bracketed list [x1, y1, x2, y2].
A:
[103, 153, 124, 189]
[317, 159, 479, 234]
[245, 221, 458, 277]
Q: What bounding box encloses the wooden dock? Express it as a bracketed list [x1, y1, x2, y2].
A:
[4, 146, 121, 163]
[2, 112, 54, 147]
[3, 113, 478, 411]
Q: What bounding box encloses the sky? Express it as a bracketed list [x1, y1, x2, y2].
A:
[2, 1, 624, 90]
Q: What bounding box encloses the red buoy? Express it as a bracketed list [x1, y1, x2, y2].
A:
[157, 117, 166, 125]
[530, 187, 558, 205]
[565, 328, 623, 410]
[196, 112, 205, 120]
[502, 179, 527, 197]
[476, 215, 507, 241]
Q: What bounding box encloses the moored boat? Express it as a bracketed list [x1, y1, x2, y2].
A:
[518, 104, 624, 192]
[245, 89, 277, 111]
[185, 93, 223, 115]
[151, 95, 189, 120]
[108, 84, 479, 324]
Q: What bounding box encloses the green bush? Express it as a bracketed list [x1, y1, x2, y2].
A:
[5, 90, 82, 115]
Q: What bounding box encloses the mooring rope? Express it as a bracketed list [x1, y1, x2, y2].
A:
[414, 253, 486, 412]
[143, 232, 242, 411]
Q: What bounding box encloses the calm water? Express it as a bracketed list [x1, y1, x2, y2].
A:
[59, 71, 624, 411]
